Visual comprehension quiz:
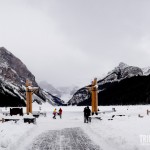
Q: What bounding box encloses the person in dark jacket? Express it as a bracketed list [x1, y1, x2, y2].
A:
[84, 107, 87, 123]
[83, 106, 91, 123]
[58, 108, 62, 119]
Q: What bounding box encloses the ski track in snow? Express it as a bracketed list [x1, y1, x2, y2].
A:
[29, 127, 100, 150]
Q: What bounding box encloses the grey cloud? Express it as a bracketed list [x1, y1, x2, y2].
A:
[0, 0, 150, 87]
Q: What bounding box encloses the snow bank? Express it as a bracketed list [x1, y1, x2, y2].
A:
[0, 121, 34, 150]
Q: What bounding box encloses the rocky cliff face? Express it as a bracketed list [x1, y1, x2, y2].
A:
[68, 63, 150, 106]
[0, 47, 64, 106]
[0, 47, 37, 86]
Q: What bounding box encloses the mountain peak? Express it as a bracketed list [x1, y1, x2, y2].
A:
[0, 47, 37, 86]
[0, 47, 11, 55]
[118, 62, 128, 69]
[107, 62, 128, 75]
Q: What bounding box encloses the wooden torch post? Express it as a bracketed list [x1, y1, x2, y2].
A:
[26, 79, 39, 115]
[29, 87, 32, 114]
[94, 78, 98, 114]
[26, 80, 30, 115]
[87, 78, 98, 115]
[91, 81, 95, 114]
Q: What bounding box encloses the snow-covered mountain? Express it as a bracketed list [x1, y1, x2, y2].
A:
[98, 62, 143, 85]
[39, 81, 79, 103]
[58, 86, 79, 103]
[39, 81, 61, 98]
[0, 47, 64, 106]
[142, 67, 150, 76]
[68, 62, 150, 105]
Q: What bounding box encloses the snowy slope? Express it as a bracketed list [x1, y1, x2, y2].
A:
[39, 81, 61, 98]
[42, 89, 65, 106]
[142, 67, 150, 76]
[58, 86, 79, 103]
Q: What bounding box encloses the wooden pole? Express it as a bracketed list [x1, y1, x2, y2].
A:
[29, 90, 32, 113]
[87, 78, 98, 115]
[91, 81, 95, 114]
[26, 79, 33, 114]
[94, 78, 98, 115]
[26, 80, 29, 115]
[91, 78, 98, 115]
[26, 79, 39, 115]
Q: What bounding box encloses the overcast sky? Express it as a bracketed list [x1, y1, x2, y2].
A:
[0, 0, 150, 87]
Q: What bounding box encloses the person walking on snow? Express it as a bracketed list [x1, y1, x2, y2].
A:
[58, 108, 62, 119]
[84, 107, 87, 123]
[84, 106, 91, 123]
[53, 108, 57, 119]
[86, 106, 91, 122]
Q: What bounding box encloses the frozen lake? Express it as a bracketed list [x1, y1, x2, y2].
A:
[1, 105, 150, 150]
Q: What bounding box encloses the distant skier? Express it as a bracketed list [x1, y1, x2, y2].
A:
[58, 108, 62, 119]
[53, 108, 57, 119]
[84, 106, 91, 123]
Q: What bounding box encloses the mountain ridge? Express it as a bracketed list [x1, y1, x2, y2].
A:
[68, 62, 150, 105]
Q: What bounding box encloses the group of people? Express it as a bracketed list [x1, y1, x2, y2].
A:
[53, 108, 62, 119]
[83, 106, 91, 123]
[52, 106, 91, 123]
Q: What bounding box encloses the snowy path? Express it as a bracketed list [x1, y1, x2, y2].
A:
[15, 111, 101, 150]
[29, 127, 100, 150]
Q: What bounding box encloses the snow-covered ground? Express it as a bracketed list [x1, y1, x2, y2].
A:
[1, 105, 150, 150]
[60, 94, 72, 103]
